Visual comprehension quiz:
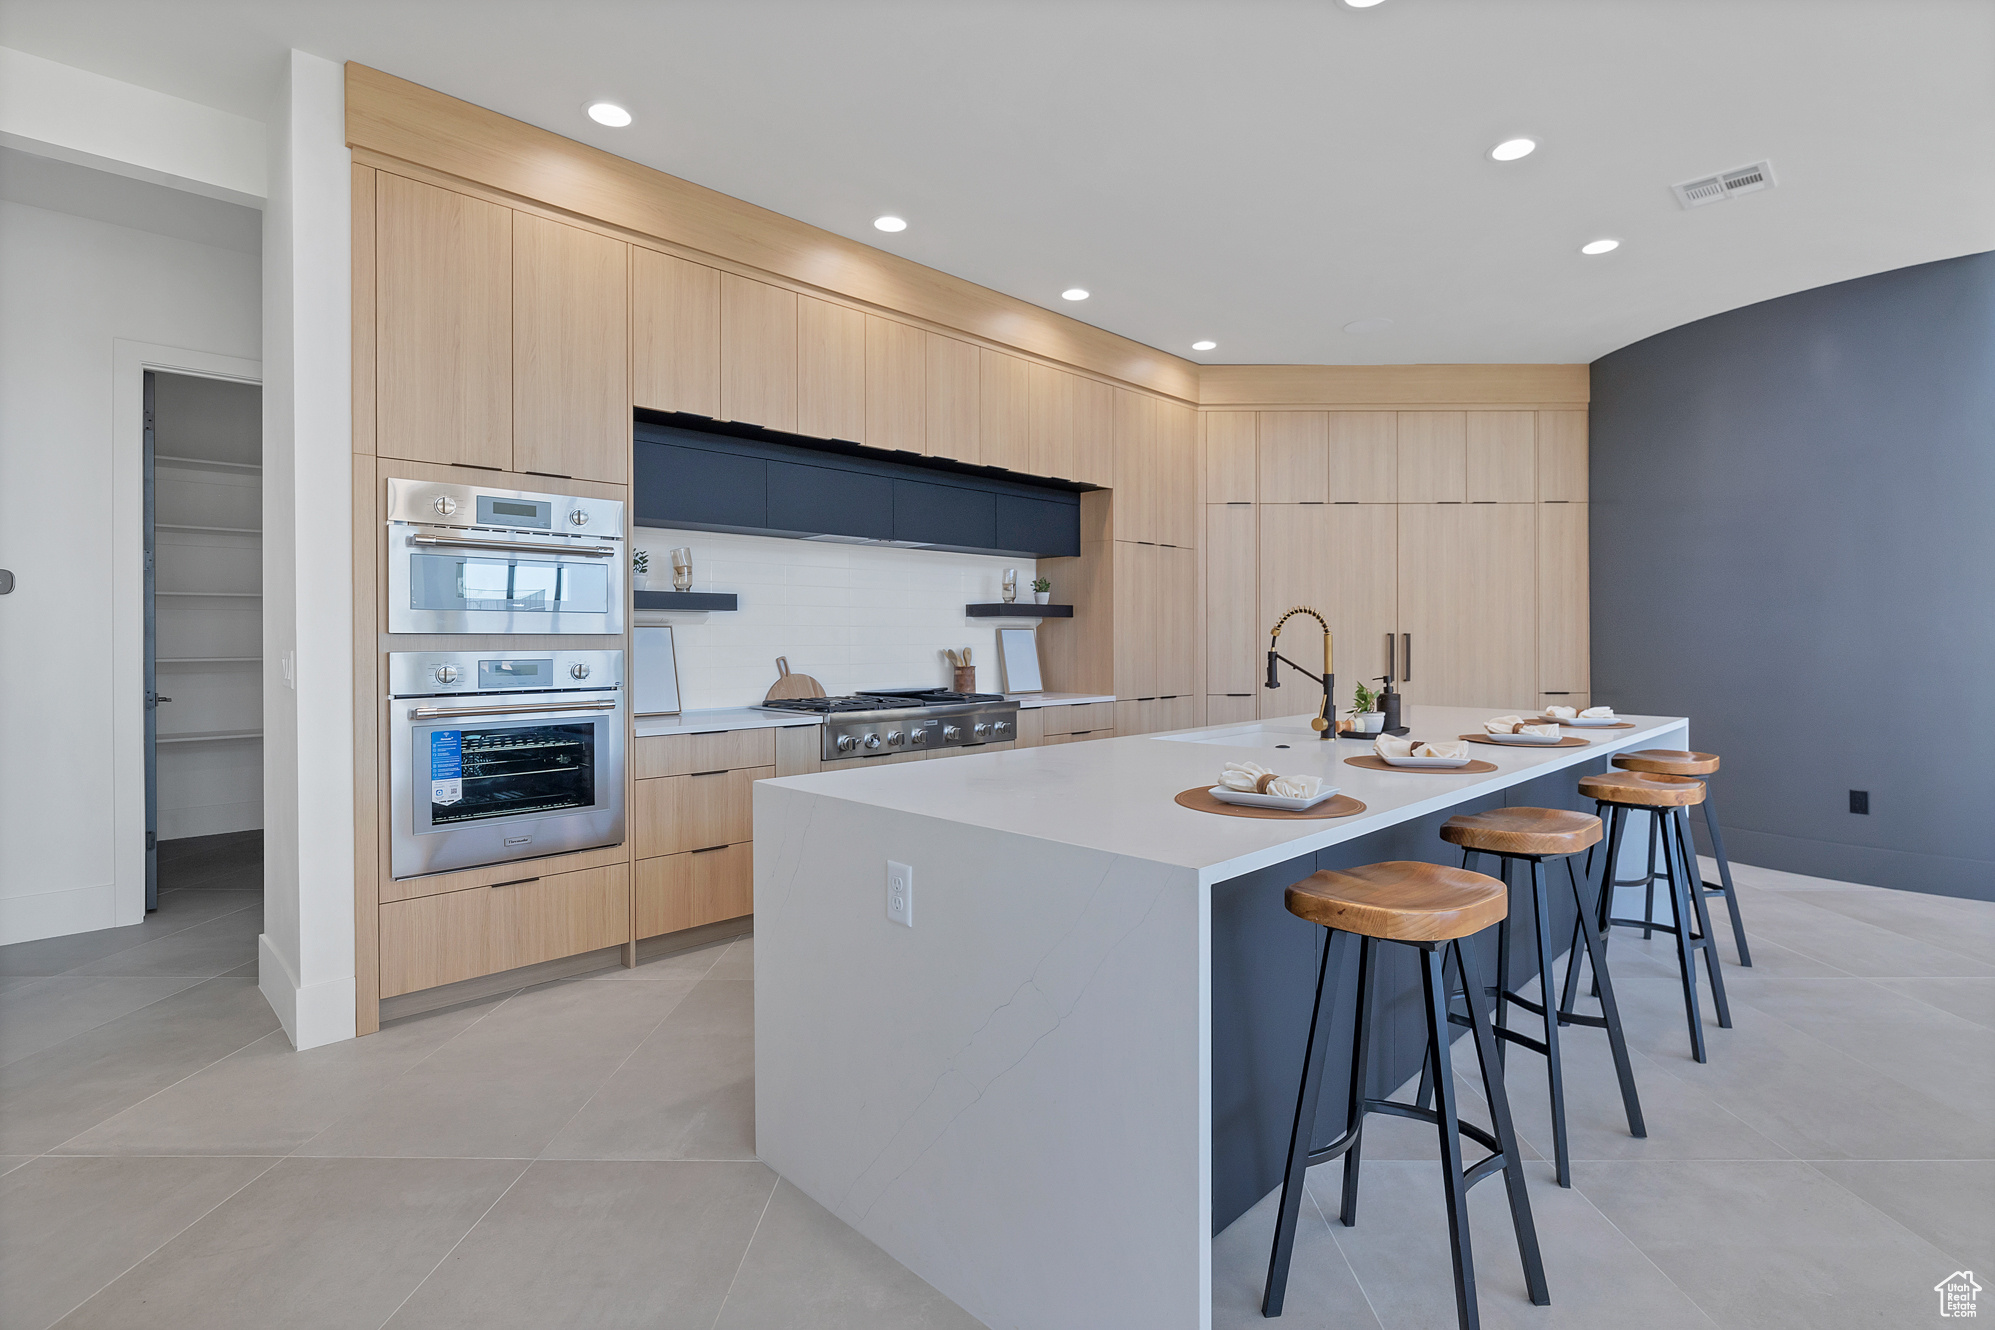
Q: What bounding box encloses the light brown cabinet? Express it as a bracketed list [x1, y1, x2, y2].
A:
[1396, 503, 1536, 710]
[720, 273, 797, 432]
[1074, 377, 1115, 487]
[512, 213, 628, 483]
[635, 845, 753, 939]
[1258, 412, 1329, 504]
[1157, 402, 1199, 547]
[1113, 390, 1160, 543]
[1158, 544, 1199, 697]
[1466, 412, 1535, 503]
[1205, 412, 1256, 504]
[867, 316, 925, 453]
[630, 248, 721, 419]
[378, 864, 629, 999]
[633, 766, 770, 859]
[634, 727, 775, 779]
[1538, 410, 1589, 503]
[1538, 502, 1589, 696]
[1397, 412, 1467, 504]
[797, 294, 866, 443]
[1028, 363, 1077, 480]
[1327, 412, 1397, 503]
[980, 349, 1031, 471]
[1205, 503, 1258, 694]
[923, 332, 980, 463]
[1257, 504, 1398, 720]
[1206, 694, 1257, 726]
[375, 174, 512, 470]
[1112, 539, 1160, 701]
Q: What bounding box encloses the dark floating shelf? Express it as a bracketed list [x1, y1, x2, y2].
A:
[635, 590, 738, 612]
[965, 602, 1073, 618]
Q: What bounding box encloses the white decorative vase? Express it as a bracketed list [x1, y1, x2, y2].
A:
[1033, 591, 1050, 605]
[632, 572, 649, 591]
[1355, 711, 1385, 735]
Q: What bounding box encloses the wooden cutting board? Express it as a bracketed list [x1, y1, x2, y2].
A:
[764, 656, 827, 701]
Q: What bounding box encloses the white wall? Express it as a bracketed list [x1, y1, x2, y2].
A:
[632, 528, 1038, 707]
[0, 199, 260, 944]
[258, 50, 353, 1050]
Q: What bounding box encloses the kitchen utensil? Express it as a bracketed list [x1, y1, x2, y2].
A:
[764, 656, 827, 701]
[953, 665, 977, 694]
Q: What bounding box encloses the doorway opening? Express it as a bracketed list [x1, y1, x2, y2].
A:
[143, 370, 264, 909]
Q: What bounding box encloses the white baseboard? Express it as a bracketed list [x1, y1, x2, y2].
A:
[257, 933, 356, 1050]
[0, 881, 118, 946]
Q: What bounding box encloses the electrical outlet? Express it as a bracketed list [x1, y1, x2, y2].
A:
[886, 860, 913, 927]
[1849, 790, 1869, 815]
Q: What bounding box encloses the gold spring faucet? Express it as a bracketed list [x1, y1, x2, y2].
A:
[1265, 607, 1335, 738]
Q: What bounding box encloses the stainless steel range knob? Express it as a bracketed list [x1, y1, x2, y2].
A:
[835, 734, 857, 753]
[909, 728, 928, 744]
[992, 720, 1011, 736]
[433, 495, 457, 517]
[863, 734, 882, 750]
[569, 663, 591, 680]
[942, 725, 962, 742]
[568, 509, 590, 527]
[433, 664, 460, 684]
[972, 722, 990, 739]
[885, 730, 904, 746]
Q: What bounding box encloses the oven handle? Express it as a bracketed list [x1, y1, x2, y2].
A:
[406, 533, 619, 558]
[410, 699, 620, 720]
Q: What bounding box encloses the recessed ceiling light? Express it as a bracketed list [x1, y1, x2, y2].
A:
[586, 102, 632, 128]
[1342, 0, 1387, 7]
[1061, 288, 1090, 302]
[1191, 340, 1217, 351]
[1580, 238, 1620, 255]
[1490, 137, 1537, 162]
[1342, 317, 1394, 335]
[873, 216, 907, 233]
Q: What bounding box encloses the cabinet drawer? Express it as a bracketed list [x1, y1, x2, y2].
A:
[817, 750, 925, 774]
[1043, 729, 1112, 746]
[634, 728, 776, 779]
[379, 863, 630, 998]
[1040, 701, 1116, 736]
[635, 844, 753, 939]
[634, 766, 769, 858]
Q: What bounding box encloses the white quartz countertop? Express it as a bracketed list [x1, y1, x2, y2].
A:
[762, 705, 1688, 885]
[634, 692, 1113, 737]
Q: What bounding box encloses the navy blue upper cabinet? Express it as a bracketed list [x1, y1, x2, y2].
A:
[769, 460, 894, 541]
[633, 418, 1079, 557]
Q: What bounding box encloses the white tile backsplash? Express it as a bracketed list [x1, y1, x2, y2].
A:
[633, 528, 1040, 708]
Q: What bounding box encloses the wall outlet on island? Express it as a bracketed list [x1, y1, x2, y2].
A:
[886, 861, 914, 927]
[1849, 790, 1869, 815]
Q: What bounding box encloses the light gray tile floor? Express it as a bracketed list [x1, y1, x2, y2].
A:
[4, 866, 1988, 1328]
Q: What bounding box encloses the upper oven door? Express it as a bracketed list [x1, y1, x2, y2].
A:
[387, 525, 625, 635]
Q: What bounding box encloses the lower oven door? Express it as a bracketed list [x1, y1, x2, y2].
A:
[391, 693, 626, 879]
[387, 525, 623, 635]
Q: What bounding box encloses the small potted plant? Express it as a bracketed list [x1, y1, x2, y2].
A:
[631, 548, 650, 590]
[1351, 682, 1385, 734]
[1032, 576, 1051, 606]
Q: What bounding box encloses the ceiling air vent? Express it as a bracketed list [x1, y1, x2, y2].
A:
[1672, 160, 1777, 210]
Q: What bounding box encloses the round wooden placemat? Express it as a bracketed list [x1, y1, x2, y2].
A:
[1344, 754, 1498, 775]
[1538, 717, 1636, 730]
[1174, 787, 1367, 820]
[1461, 733, 1591, 749]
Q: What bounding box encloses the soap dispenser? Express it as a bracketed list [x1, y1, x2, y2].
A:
[1375, 675, 1406, 736]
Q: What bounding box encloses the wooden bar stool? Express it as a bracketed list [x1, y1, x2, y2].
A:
[1264, 862, 1549, 1329]
[1422, 808, 1646, 1189]
[1611, 750, 1751, 966]
[1568, 771, 1732, 1063]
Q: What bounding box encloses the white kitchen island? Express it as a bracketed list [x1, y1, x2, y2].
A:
[753, 705, 1690, 1330]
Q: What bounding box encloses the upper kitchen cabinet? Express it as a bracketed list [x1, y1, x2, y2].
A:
[1205, 411, 1256, 505]
[375, 174, 511, 470]
[1258, 411, 1328, 504]
[1326, 412, 1396, 503]
[1028, 363, 1077, 481]
[513, 213, 629, 483]
[1465, 411, 1535, 503]
[1397, 411, 1467, 503]
[1157, 402, 1199, 547]
[1112, 388, 1159, 543]
[1073, 377, 1114, 488]
[866, 316, 925, 453]
[980, 349, 1031, 472]
[720, 273, 797, 432]
[1397, 502, 1536, 710]
[630, 248, 721, 419]
[923, 331, 979, 464]
[797, 294, 867, 443]
[1538, 410, 1589, 502]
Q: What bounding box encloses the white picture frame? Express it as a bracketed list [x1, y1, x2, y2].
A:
[633, 625, 682, 715]
[995, 625, 1044, 694]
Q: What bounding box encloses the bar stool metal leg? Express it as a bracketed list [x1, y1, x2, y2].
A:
[1338, 936, 1376, 1227]
[1422, 944, 1481, 1330]
[1558, 856, 1647, 1138]
[1674, 806, 1732, 1029]
[1700, 793, 1753, 966]
[1454, 939, 1551, 1309]
[1654, 808, 1710, 1062]
[1262, 929, 1343, 1317]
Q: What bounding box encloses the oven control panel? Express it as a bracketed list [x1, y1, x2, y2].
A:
[389, 650, 623, 699]
[387, 478, 624, 539]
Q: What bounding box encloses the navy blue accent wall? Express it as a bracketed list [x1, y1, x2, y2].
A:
[1590, 251, 1995, 899]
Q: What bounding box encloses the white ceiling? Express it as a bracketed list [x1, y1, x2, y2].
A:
[4, 0, 1991, 366]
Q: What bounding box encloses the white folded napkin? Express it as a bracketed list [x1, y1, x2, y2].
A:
[1579, 706, 1616, 719]
[1266, 774, 1325, 799]
[1545, 705, 1577, 720]
[1217, 762, 1322, 800]
[1484, 716, 1562, 738]
[1375, 737, 1470, 760]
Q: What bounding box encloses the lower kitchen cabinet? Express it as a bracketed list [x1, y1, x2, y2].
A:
[635, 844, 752, 938]
[378, 863, 630, 999]
[634, 765, 769, 858]
[1206, 694, 1257, 725]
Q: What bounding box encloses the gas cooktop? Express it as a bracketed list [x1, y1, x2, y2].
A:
[759, 689, 1018, 760]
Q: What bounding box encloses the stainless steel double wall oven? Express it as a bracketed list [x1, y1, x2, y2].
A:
[384, 478, 627, 880]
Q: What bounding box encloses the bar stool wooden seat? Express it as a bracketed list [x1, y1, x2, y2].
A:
[1265, 862, 1549, 1328]
[1612, 750, 1751, 966]
[1421, 808, 1645, 1189]
[1571, 771, 1732, 1063]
